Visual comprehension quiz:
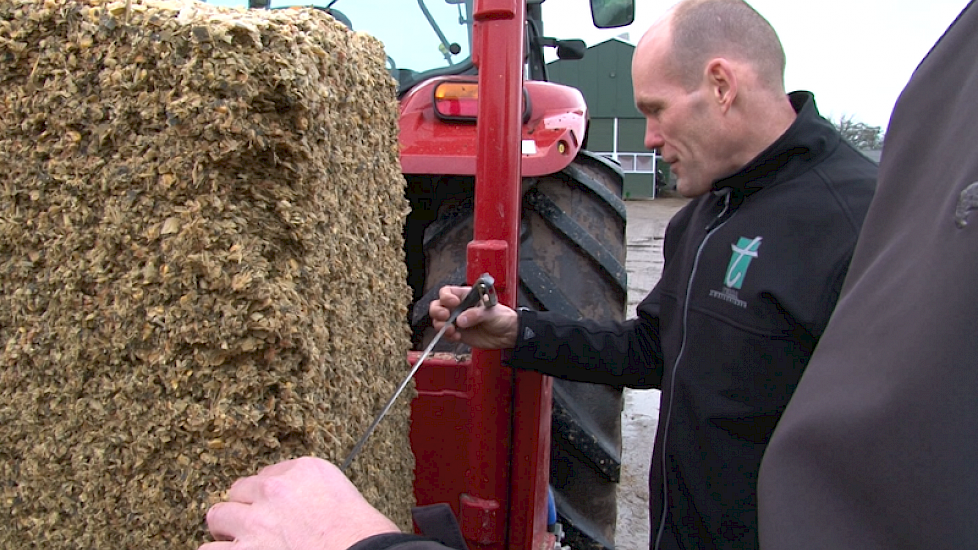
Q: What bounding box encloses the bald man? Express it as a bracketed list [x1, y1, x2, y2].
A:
[198, 2, 877, 550]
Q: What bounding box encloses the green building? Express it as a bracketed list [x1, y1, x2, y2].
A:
[547, 37, 669, 199]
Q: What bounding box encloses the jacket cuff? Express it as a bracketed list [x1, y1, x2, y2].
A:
[347, 533, 439, 550]
[502, 307, 540, 368]
[503, 308, 534, 366]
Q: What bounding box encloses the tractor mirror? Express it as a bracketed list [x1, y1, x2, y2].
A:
[556, 39, 587, 61]
[590, 0, 635, 28]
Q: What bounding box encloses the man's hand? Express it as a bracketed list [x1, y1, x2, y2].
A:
[200, 457, 400, 550]
[429, 286, 519, 350]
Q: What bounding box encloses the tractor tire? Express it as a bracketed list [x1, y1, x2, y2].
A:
[405, 150, 627, 550]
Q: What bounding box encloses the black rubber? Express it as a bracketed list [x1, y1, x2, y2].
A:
[405, 150, 627, 550]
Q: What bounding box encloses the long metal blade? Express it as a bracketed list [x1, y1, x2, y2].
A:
[339, 322, 450, 472]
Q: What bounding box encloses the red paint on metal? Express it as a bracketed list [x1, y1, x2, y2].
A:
[473, 0, 516, 20]
[399, 79, 587, 177]
[460, 493, 503, 544]
[508, 373, 555, 550]
[409, 1, 555, 549]
[466, 4, 524, 543]
[467, 241, 508, 296]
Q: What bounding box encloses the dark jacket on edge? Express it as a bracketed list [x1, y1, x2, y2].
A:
[507, 92, 877, 550]
[342, 93, 876, 550]
[759, 4, 978, 549]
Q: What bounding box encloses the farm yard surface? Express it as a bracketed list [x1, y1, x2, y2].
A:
[617, 196, 689, 550]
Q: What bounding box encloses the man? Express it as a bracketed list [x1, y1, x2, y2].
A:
[200, 1, 876, 549]
[757, 2, 978, 549]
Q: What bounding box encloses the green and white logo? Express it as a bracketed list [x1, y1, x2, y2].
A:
[725, 237, 762, 290]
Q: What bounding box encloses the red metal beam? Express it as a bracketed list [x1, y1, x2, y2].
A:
[468, 1, 553, 549]
[461, 1, 525, 548]
[411, 2, 554, 549]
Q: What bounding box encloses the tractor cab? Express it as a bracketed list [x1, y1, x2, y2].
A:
[241, 0, 632, 92]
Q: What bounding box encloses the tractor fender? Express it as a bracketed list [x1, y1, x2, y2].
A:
[399, 78, 587, 177]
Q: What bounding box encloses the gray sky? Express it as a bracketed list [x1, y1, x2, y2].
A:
[544, 0, 969, 131]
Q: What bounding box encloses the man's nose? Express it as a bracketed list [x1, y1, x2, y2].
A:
[644, 123, 664, 150]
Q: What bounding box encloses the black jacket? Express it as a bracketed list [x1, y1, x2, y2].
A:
[507, 92, 877, 549]
[759, 4, 978, 549]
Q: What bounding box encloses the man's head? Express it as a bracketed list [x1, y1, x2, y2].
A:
[632, 0, 797, 197]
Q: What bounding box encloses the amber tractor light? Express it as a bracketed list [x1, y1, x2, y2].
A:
[433, 81, 532, 123]
[434, 81, 479, 121]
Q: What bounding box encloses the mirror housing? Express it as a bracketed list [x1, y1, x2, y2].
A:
[590, 0, 635, 28]
[555, 39, 586, 60]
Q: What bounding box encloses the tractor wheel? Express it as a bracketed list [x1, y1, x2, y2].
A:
[406, 150, 627, 550]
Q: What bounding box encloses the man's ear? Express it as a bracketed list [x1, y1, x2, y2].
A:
[705, 58, 737, 113]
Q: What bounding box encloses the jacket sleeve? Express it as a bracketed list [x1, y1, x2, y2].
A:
[505, 302, 664, 389]
[348, 534, 452, 550]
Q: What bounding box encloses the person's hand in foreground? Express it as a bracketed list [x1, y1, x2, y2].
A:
[200, 457, 400, 550]
[429, 285, 519, 350]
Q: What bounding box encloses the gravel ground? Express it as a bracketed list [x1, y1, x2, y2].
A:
[615, 196, 690, 550]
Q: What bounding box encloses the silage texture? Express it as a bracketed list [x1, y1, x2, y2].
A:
[0, 0, 415, 546]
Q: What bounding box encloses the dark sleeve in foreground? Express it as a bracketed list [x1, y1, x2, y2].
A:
[505, 308, 663, 389]
[348, 534, 451, 550]
[348, 503, 467, 550]
[758, 3, 978, 550]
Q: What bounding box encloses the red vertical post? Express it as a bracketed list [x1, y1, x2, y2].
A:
[463, 1, 554, 550]
[460, 1, 524, 548]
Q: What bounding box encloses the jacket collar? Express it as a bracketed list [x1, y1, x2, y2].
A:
[711, 91, 839, 198]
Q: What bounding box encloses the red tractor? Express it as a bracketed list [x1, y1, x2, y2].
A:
[244, 1, 635, 547]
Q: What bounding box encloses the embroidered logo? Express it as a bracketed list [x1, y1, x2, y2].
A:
[709, 236, 762, 309]
[725, 237, 762, 289]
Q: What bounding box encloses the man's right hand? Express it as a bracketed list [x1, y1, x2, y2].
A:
[429, 286, 520, 350]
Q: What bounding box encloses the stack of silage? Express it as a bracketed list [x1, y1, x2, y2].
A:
[0, 0, 414, 547]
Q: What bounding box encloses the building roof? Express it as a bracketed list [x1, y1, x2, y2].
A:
[546, 38, 643, 119]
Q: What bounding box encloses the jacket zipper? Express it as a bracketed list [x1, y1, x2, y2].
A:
[654, 190, 734, 550]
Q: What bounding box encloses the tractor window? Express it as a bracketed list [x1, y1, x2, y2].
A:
[205, 1, 474, 92]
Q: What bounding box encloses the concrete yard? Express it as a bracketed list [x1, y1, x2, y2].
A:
[615, 196, 690, 550]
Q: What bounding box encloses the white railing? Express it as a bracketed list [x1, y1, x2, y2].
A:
[597, 152, 658, 174]
[596, 152, 662, 199]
